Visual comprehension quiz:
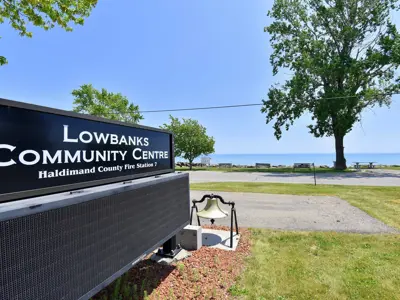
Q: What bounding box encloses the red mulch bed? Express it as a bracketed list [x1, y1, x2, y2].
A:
[91, 225, 251, 299]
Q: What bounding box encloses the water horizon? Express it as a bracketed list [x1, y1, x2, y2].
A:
[177, 153, 400, 166]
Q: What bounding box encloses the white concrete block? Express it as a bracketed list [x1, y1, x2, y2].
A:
[176, 225, 202, 250]
[202, 228, 240, 251]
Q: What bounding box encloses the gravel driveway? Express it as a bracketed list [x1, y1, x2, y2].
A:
[190, 190, 398, 233]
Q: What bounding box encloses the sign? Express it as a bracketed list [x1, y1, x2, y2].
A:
[0, 98, 174, 202]
[201, 156, 211, 166]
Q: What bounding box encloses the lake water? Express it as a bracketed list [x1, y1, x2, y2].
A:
[177, 153, 400, 166]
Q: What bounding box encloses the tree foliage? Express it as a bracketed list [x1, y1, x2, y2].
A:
[262, 0, 400, 169]
[0, 0, 97, 65]
[161, 116, 215, 169]
[72, 84, 143, 124]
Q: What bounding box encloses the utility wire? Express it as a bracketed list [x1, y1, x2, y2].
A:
[84, 91, 399, 115]
[140, 103, 263, 113]
[138, 92, 399, 113]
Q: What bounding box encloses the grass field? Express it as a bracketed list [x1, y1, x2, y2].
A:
[382, 166, 400, 170]
[177, 166, 353, 173]
[190, 182, 400, 229]
[231, 229, 400, 300]
[191, 182, 400, 299]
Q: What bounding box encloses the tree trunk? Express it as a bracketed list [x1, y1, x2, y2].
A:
[334, 134, 347, 170]
[189, 160, 193, 170]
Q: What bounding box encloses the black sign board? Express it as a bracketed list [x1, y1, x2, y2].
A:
[0, 98, 175, 203]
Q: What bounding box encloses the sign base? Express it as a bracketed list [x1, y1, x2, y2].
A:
[157, 235, 183, 258]
[0, 172, 189, 300]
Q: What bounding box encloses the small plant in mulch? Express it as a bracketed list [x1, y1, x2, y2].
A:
[132, 284, 138, 300]
[191, 269, 201, 282]
[168, 288, 176, 300]
[213, 255, 220, 265]
[228, 284, 249, 296]
[176, 262, 185, 277]
[194, 285, 201, 298]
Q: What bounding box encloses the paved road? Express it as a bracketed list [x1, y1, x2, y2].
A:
[186, 169, 400, 186]
[190, 191, 398, 233]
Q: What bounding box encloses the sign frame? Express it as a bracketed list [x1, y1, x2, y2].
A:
[0, 97, 175, 203]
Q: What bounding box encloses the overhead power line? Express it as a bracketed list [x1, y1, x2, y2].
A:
[138, 92, 399, 114]
[140, 103, 263, 113]
[82, 92, 399, 116]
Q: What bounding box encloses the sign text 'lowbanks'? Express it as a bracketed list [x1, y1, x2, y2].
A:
[0, 99, 174, 202]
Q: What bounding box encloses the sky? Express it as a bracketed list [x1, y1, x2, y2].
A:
[1, 0, 399, 154]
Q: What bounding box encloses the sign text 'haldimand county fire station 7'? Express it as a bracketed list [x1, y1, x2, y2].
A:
[0, 125, 169, 178]
[0, 99, 174, 202]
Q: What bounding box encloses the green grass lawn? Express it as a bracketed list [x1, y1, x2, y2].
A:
[190, 182, 400, 299]
[231, 229, 400, 300]
[381, 166, 400, 171]
[190, 182, 400, 229]
[177, 166, 353, 173]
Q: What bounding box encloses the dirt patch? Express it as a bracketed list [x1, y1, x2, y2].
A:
[389, 199, 400, 204]
[91, 225, 251, 300]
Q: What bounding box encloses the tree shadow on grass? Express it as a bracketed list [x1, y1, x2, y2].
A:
[91, 259, 175, 300]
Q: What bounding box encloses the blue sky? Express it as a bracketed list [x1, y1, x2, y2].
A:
[1, 0, 399, 154]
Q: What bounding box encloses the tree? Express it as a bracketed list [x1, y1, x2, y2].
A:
[161, 116, 215, 170]
[262, 0, 400, 170]
[72, 84, 143, 123]
[0, 0, 97, 66]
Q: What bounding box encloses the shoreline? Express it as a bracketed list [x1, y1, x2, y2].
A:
[175, 162, 400, 169]
[176, 153, 400, 167]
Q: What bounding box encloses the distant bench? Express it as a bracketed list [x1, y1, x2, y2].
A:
[293, 163, 313, 171]
[218, 163, 232, 168]
[353, 162, 376, 170]
[255, 163, 271, 169]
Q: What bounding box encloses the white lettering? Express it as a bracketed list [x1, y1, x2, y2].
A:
[109, 151, 117, 160]
[131, 149, 169, 160]
[144, 138, 149, 146]
[147, 151, 154, 160]
[0, 144, 16, 167]
[98, 165, 123, 172]
[79, 131, 93, 143]
[64, 150, 81, 163]
[42, 150, 62, 164]
[96, 151, 106, 162]
[119, 136, 127, 145]
[82, 150, 94, 163]
[19, 150, 40, 166]
[110, 134, 119, 144]
[132, 148, 141, 160]
[124, 164, 135, 169]
[120, 151, 127, 161]
[63, 125, 78, 143]
[93, 132, 110, 144]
